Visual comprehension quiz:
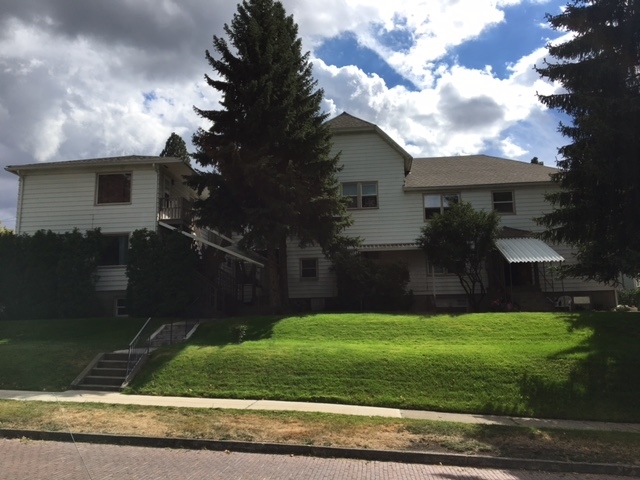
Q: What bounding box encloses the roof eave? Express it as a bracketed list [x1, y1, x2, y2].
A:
[5, 156, 191, 175]
[403, 180, 556, 192]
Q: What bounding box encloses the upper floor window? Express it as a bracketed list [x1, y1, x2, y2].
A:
[342, 182, 378, 209]
[492, 191, 515, 214]
[424, 193, 459, 220]
[96, 173, 132, 204]
[300, 258, 319, 279]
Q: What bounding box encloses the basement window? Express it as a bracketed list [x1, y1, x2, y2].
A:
[115, 298, 128, 317]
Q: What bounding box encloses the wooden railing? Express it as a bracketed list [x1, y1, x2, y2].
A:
[158, 197, 193, 222]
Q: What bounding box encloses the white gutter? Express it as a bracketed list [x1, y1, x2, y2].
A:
[202, 226, 235, 244]
[158, 221, 264, 267]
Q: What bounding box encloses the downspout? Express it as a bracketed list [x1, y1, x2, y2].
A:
[15, 173, 25, 234]
[153, 164, 160, 233]
[425, 253, 436, 307]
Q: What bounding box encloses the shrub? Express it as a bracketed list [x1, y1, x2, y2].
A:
[0, 229, 101, 319]
[333, 251, 412, 311]
[618, 287, 640, 307]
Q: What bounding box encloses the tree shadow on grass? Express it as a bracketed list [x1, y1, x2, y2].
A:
[517, 312, 640, 422]
[126, 315, 293, 392]
[187, 315, 288, 346]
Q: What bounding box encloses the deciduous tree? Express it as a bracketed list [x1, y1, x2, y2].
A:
[188, 0, 350, 309]
[536, 0, 640, 282]
[417, 202, 500, 311]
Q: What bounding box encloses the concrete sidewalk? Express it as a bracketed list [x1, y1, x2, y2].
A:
[1, 389, 639, 434]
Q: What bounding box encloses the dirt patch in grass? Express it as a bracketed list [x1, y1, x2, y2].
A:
[1, 401, 639, 465]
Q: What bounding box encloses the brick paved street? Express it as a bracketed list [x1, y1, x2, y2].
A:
[0, 438, 631, 480]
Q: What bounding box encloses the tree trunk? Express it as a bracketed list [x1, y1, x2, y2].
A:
[278, 236, 289, 309]
[266, 246, 282, 311]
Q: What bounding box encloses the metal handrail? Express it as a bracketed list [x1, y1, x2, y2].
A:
[126, 317, 152, 381]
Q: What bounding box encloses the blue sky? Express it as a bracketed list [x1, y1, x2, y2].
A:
[316, 32, 417, 90]
[448, 2, 564, 79]
[0, 0, 571, 228]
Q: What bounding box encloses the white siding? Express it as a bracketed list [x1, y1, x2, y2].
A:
[18, 165, 159, 235]
[287, 130, 615, 304]
[334, 133, 422, 245]
[17, 165, 160, 292]
[95, 266, 128, 291]
[286, 241, 336, 299]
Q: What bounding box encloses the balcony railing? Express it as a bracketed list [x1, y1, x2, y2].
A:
[158, 197, 193, 223]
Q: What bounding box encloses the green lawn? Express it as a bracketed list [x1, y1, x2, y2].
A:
[128, 312, 640, 422]
[0, 317, 158, 390]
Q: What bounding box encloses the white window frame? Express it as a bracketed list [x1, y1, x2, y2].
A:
[423, 193, 460, 220]
[427, 263, 449, 275]
[300, 258, 319, 279]
[115, 298, 128, 317]
[96, 172, 132, 205]
[492, 190, 515, 214]
[342, 182, 378, 209]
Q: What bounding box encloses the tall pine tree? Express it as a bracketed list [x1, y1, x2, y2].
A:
[160, 132, 190, 164]
[188, 0, 350, 309]
[536, 0, 640, 283]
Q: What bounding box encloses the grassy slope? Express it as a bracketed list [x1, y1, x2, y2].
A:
[0, 317, 157, 390]
[129, 312, 640, 422]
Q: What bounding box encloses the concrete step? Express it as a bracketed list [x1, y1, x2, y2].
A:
[81, 375, 125, 387]
[102, 352, 129, 361]
[91, 367, 127, 377]
[76, 384, 123, 392]
[97, 360, 128, 369]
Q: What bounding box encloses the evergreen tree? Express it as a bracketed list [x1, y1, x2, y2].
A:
[160, 132, 190, 164]
[188, 0, 350, 309]
[536, 0, 640, 283]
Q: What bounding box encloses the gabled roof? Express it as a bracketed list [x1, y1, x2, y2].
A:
[405, 155, 558, 190]
[326, 112, 377, 130]
[5, 155, 193, 175]
[327, 112, 413, 174]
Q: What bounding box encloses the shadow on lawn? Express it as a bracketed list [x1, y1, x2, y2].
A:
[516, 312, 640, 422]
[188, 315, 288, 346]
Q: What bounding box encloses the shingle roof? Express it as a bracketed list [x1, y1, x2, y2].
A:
[326, 112, 377, 130]
[405, 155, 558, 189]
[5, 155, 189, 174]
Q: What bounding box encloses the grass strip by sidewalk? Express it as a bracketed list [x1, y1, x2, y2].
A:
[128, 312, 640, 422]
[0, 399, 638, 465]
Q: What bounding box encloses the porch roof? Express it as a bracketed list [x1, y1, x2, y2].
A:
[360, 243, 420, 251]
[158, 221, 264, 267]
[495, 238, 564, 264]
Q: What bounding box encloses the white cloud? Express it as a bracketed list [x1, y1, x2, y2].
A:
[0, 0, 567, 228]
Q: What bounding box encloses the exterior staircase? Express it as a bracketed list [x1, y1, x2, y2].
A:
[71, 320, 200, 392]
[72, 352, 129, 391]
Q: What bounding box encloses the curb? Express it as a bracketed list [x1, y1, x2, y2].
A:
[1, 429, 639, 477]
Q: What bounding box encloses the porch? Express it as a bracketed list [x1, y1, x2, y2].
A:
[158, 197, 193, 229]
